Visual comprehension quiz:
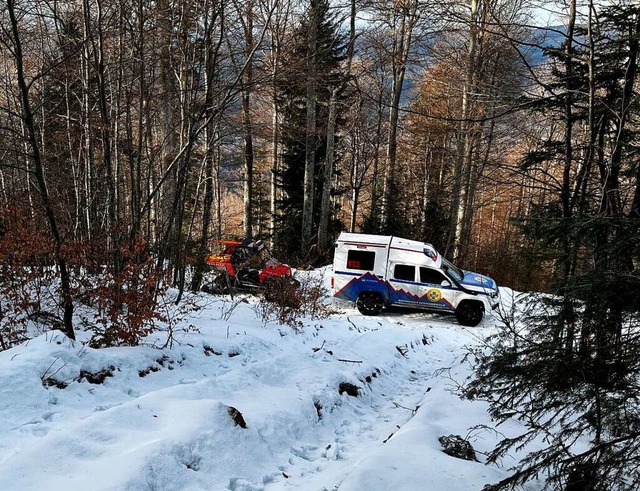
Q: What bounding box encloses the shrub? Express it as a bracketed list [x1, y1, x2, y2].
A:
[88, 240, 167, 347]
[257, 272, 337, 327]
[0, 205, 58, 351]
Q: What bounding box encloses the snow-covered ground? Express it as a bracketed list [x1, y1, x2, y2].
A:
[0, 269, 534, 490]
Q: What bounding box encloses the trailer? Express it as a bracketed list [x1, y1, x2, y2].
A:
[331, 232, 499, 326]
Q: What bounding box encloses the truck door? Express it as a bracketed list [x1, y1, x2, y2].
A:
[414, 267, 458, 312]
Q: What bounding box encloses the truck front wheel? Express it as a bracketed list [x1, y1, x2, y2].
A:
[455, 301, 484, 327]
[356, 292, 383, 316]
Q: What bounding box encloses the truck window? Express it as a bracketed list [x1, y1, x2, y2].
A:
[441, 257, 464, 282]
[346, 250, 375, 271]
[420, 267, 448, 285]
[394, 264, 415, 281]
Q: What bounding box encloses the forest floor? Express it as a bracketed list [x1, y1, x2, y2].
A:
[0, 269, 540, 491]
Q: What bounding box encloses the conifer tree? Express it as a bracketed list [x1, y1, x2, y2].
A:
[272, 0, 346, 260]
[465, 3, 640, 489]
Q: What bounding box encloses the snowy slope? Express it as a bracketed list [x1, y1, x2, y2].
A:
[0, 270, 535, 491]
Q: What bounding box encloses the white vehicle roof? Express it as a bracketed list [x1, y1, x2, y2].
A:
[336, 232, 442, 269]
[336, 232, 392, 247]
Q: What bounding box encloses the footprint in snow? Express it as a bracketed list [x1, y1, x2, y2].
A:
[14, 417, 50, 437]
[290, 444, 320, 461]
[227, 476, 264, 491]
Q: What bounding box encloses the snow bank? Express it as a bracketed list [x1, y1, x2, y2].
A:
[0, 273, 528, 490]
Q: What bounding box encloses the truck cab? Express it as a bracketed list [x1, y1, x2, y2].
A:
[331, 233, 499, 326]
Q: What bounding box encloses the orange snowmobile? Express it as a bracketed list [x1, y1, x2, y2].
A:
[204, 239, 296, 294]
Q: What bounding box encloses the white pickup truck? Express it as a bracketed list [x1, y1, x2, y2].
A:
[331, 232, 500, 326]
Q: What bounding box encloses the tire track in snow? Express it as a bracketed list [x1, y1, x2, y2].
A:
[259, 320, 469, 491]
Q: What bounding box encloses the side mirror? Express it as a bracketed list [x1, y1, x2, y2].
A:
[423, 246, 437, 260]
[441, 280, 451, 287]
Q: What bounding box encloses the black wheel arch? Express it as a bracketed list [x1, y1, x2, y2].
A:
[457, 299, 485, 311]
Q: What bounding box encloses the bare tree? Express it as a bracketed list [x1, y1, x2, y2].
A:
[3, 0, 75, 340]
[377, 0, 421, 232]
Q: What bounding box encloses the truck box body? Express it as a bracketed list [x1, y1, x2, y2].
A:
[332, 232, 499, 325]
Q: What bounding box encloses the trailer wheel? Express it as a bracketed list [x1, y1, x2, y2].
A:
[356, 292, 383, 316]
[455, 301, 484, 327]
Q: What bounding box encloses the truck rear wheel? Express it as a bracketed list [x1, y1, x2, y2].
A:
[455, 301, 484, 327]
[356, 292, 383, 316]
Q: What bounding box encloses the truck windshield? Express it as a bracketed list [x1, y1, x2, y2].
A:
[441, 258, 464, 282]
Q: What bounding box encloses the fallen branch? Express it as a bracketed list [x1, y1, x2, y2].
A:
[346, 317, 360, 332]
[393, 401, 422, 415]
[396, 345, 409, 357]
[313, 340, 326, 352]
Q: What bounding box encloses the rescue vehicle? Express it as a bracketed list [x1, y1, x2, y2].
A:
[205, 239, 296, 294]
[331, 232, 500, 326]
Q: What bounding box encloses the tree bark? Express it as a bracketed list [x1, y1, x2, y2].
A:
[318, 0, 357, 249]
[7, 0, 75, 340]
[318, 88, 337, 249]
[240, 0, 255, 238]
[381, 1, 417, 232]
[447, 0, 479, 260]
[301, 0, 319, 253]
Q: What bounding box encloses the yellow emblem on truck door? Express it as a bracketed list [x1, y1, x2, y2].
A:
[427, 289, 441, 302]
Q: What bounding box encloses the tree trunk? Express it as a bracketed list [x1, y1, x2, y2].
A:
[557, 0, 577, 352]
[318, 88, 337, 249]
[82, 0, 94, 239]
[242, 0, 254, 238]
[191, 3, 221, 290]
[381, 2, 416, 233]
[301, 0, 319, 253]
[382, 16, 404, 231]
[350, 186, 359, 233]
[270, 94, 279, 238]
[448, 0, 478, 260]
[318, 0, 356, 248]
[7, 0, 75, 340]
[92, 0, 119, 271]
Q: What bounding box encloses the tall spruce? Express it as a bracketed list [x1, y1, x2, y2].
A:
[273, 0, 345, 261]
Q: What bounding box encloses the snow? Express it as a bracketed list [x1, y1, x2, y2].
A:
[0, 269, 536, 490]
